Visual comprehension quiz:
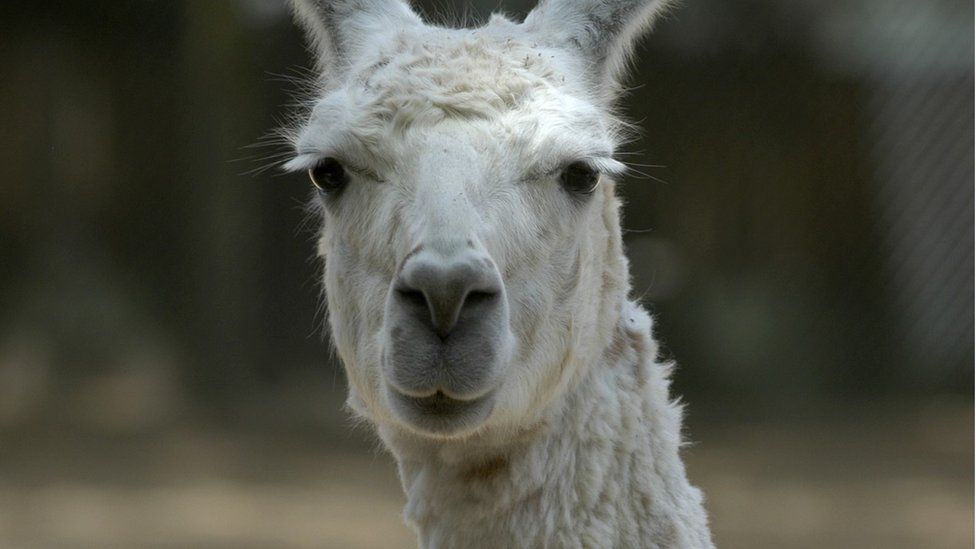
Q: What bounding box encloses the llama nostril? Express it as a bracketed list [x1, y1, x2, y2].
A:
[463, 290, 497, 307]
[393, 250, 503, 341]
[396, 288, 428, 309]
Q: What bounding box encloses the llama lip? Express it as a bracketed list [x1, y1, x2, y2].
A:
[388, 387, 495, 436]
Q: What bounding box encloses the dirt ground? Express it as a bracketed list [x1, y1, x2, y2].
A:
[0, 397, 970, 548]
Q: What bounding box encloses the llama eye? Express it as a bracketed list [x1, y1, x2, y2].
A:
[308, 158, 349, 194]
[560, 161, 600, 196]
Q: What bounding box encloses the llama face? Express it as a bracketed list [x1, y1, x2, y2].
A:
[286, 0, 670, 438]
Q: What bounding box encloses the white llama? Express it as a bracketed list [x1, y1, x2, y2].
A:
[283, 0, 714, 546]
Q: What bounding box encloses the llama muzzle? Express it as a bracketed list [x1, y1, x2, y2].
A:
[382, 243, 512, 436]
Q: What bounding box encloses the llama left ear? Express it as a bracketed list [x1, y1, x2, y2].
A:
[523, 0, 673, 94]
[290, 0, 423, 72]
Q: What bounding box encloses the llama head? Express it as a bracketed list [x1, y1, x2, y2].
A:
[285, 0, 671, 439]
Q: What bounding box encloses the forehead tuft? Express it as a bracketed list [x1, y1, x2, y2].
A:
[345, 25, 581, 124]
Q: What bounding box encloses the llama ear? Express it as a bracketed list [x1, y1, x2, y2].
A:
[523, 0, 672, 93]
[290, 0, 422, 71]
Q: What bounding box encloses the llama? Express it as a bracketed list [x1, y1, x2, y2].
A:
[282, 0, 714, 546]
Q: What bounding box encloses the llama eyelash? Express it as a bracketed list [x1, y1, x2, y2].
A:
[584, 156, 627, 176]
[281, 153, 325, 173]
[283, 153, 383, 182]
[525, 156, 627, 182]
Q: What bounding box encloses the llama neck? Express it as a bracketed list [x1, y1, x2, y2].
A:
[384, 302, 713, 549]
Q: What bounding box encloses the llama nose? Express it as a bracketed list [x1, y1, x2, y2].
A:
[394, 250, 502, 340]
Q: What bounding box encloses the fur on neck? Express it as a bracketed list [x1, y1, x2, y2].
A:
[378, 301, 713, 548]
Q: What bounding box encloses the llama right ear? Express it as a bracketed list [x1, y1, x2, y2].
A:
[523, 0, 673, 94]
[290, 0, 422, 71]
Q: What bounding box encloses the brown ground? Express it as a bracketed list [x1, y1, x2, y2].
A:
[0, 397, 970, 548]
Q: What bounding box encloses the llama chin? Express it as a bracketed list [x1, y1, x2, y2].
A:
[280, 0, 715, 546]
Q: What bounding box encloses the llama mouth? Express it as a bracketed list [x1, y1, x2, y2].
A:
[388, 388, 495, 436]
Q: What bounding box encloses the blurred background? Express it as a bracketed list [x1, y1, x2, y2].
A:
[0, 0, 972, 547]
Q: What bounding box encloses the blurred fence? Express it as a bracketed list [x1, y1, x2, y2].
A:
[0, 0, 971, 424]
